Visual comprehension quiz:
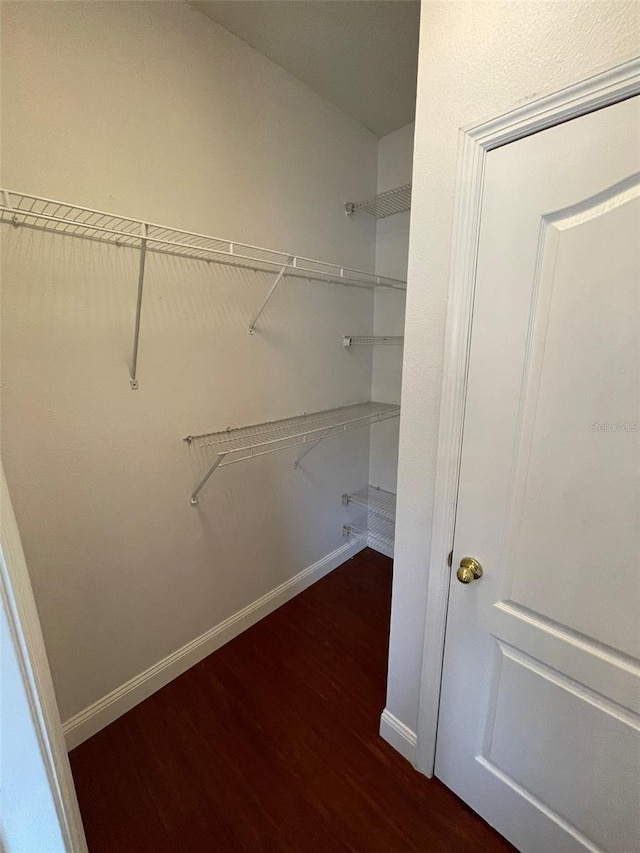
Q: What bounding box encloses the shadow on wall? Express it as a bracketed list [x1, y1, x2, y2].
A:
[1, 226, 373, 722]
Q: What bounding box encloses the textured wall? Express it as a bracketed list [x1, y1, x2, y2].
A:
[387, 0, 640, 736]
[1, 1, 379, 724]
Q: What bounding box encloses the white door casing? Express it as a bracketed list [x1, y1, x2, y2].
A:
[417, 58, 640, 778]
[0, 466, 88, 853]
[433, 93, 639, 853]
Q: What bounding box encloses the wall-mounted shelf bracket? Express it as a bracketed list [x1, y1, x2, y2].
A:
[1, 190, 18, 227]
[248, 257, 293, 334]
[129, 223, 148, 389]
[185, 450, 227, 505]
[293, 435, 326, 469]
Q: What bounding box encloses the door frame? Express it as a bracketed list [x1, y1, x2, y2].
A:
[415, 55, 640, 776]
[1, 467, 88, 852]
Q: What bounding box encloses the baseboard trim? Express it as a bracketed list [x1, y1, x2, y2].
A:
[64, 540, 365, 750]
[379, 708, 417, 766]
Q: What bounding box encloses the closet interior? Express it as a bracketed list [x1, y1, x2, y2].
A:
[1, 0, 418, 748]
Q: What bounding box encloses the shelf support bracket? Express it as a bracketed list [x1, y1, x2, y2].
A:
[2, 190, 19, 227]
[188, 452, 226, 505]
[248, 257, 293, 335]
[293, 435, 326, 469]
[129, 223, 148, 389]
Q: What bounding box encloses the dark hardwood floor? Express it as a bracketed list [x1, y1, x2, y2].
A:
[70, 548, 516, 852]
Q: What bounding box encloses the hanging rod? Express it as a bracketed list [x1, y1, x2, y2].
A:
[184, 401, 400, 505]
[345, 184, 411, 219]
[0, 188, 407, 388]
[343, 335, 404, 347]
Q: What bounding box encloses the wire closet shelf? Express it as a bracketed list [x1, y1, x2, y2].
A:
[342, 485, 397, 558]
[343, 516, 395, 558]
[345, 184, 411, 219]
[0, 189, 406, 291]
[343, 336, 404, 347]
[0, 188, 407, 388]
[342, 485, 396, 521]
[185, 402, 400, 505]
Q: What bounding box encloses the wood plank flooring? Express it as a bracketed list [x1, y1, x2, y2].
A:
[70, 548, 516, 852]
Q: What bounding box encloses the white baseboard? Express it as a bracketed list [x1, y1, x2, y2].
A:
[379, 708, 417, 766]
[64, 539, 365, 750]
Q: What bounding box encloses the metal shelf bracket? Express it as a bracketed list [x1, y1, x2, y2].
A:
[129, 223, 148, 390]
[186, 446, 227, 505]
[293, 434, 327, 468]
[1, 190, 18, 227]
[248, 257, 293, 334]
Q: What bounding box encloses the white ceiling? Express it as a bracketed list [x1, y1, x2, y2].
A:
[192, 1, 420, 137]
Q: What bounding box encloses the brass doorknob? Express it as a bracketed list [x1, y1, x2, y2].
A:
[456, 557, 483, 584]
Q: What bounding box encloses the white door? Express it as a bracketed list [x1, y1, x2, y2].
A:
[436, 96, 640, 853]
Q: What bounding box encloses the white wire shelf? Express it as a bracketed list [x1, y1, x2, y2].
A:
[185, 402, 400, 504]
[343, 335, 404, 347]
[0, 189, 405, 292]
[1, 188, 407, 388]
[342, 485, 396, 558]
[342, 485, 396, 521]
[343, 515, 395, 559]
[345, 184, 411, 219]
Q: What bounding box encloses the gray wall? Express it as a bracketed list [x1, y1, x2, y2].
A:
[1, 0, 379, 730]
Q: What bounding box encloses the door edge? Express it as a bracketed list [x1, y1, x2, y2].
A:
[1, 467, 89, 852]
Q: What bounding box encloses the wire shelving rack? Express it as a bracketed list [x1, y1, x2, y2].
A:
[343, 515, 395, 559]
[342, 485, 397, 558]
[343, 335, 404, 347]
[345, 184, 411, 219]
[184, 402, 400, 504]
[0, 188, 407, 388]
[342, 485, 396, 520]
